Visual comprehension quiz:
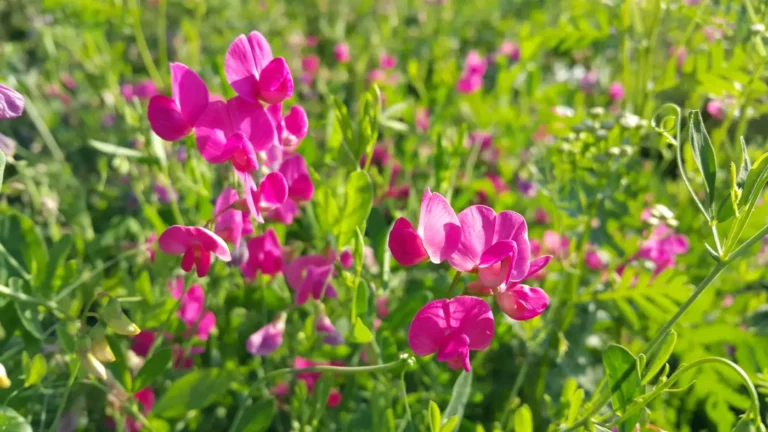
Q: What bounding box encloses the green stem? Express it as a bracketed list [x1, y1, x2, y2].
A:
[446, 271, 463, 297]
[0, 243, 32, 281]
[264, 356, 409, 380]
[157, 0, 168, 72]
[128, 0, 164, 86]
[0, 284, 71, 319]
[23, 96, 65, 161]
[48, 360, 79, 432]
[54, 248, 142, 302]
[398, 370, 413, 432]
[725, 224, 768, 263]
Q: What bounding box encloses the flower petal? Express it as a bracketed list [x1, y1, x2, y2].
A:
[194, 100, 233, 163]
[494, 211, 530, 281]
[284, 105, 308, 141]
[148, 95, 190, 141]
[388, 218, 428, 266]
[284, 254, 333, 290]
[259, 172, 288, 208]
[496, 285, 549, 321]
[158, 225, 195, 255]
[408, 299, 450, 356]
[191, 227, 232, 261]
[448, 205, 496, 272]
[224, 34, 260, 102]
[258, 57, 294, 104]
[0, 84, 24, 119]
[450, 296, 495, 350]
[416, 188, 462, 264]
[229, 96, 276, 151]
[522, 255, 551, 280]
[246, 30, 274, 71]
[478, 240, 516, 268]
[170, 62, 209, 127]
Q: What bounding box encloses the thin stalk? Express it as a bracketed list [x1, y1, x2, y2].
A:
[128, 0, 164, 86]
[0, 243, 32, 281]
[54, 248, 142, 302]
[0, 284, 71, 319]
[23, 96, 65, 161]
[398, 370, 414, 432]
[48, 360, 80, 432]
[157, 0, 168, 72]
[446, 271, 463, 297]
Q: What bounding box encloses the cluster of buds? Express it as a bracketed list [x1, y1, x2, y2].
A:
[79, 296, 140, 381]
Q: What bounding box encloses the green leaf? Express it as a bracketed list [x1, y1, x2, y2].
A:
[15, 301, 43, 340]
[443, 370, 472, 431]
[309, 374, 334, 423]
[314, 187, 340, 241]
[132, 348, 172, 391]
[688, 110, 718, 216]
[354, 275, 369, 320]
[336, 171, 374, 248]
[602, 344, 643, 432]
[566, 388, 584, 424]
[440, 417, 459, 432]
[0, 150, 6, 188]
[235, 398, 276, 432]
[347, 318, 373, 344]
[428, 401, 442, 432]
[153, 369, 234, 418]
[88, 139, 145, 158]
[0, 406, 33, 432]
[350, 228, 365, 321]
[731, 416, 757, 432]
[24, 354, 47, 387]
[642, 330, 677, 384]
[513, 404, 533, 432]
[42, 233, 73, 295]
[737, 137, 751, 190]
[135, 270, 153, 304]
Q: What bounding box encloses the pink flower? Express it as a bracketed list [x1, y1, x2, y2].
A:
[670, 46, 687, 68]
[415, 107, 430, 132]
[516, 176, 536, 198]
[339, 249, 353, 269]
[456, 74, 483, 94]
[241, 228, 284, 278]
[279, 154, 314, 202]
[447, 206, 534, 289]
[533, 208, 550, 224]
[302, 55, 320, 75]
[153, 183, 175, 204]
[134, 80, 158, 100]
[267, 103, 309, 150]
[703, 26, 723, 42]
[608, 82, 625, 102]
[60, 73, 76, 90]
[706, 99, 725, 120]
[158, 225, 232, 277]
[542, 230, 569, 258]
[585, 248, 606, 270]
[379, 52, 397, 70]
[213, 187, 247, 248]
[634, 224, 689, 275]
[376, 296, 389, 318]
[463, 50, 487, 76]
[125, 387, 155, 432]
[495, 284, 550, 321]
[284, 254, 338, 304]
[368, 68, 387, 84]
[266, 199, 300, 224]
[305, 35, 319, 48]
[131, 330, 156, 357]
[408, 296, 494, 371]
[148, 63, 209, 141]
[0, 84, 25, 119]
[225, 31, 294, 104]
[334, 42, 350, 63]
[246, 312, 287, 355]
[388, 188, 461, 266]
[144, 233, 157, 263]
[169, 282, 216, 341]
[327, 389, 342, 408]
[316, 312, 344, 346]
[498, 41, 520, 62]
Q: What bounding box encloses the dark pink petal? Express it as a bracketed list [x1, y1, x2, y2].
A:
[134, 387, 155, 412]
[267, 199, 299, 224]
[451, 296, 494, 350]
[195, 250, 212, 277]
[388, 218, 428, 266]
[284, 254, 334, 290]
[213, 187, 244, 247]
[224, 34, 260, 102]
[167, 276, 184, 299]
[435, 333, 471, 372]
[327, 388, 342, 408]
[246, 31, 274, 71]
[417, 188, 462, 263]
[191, 227, 232, 261]
[0, 84, 25, 119]
[195, 311, 216, 340]
[258, 57, 294, 104]
[241, 173, 263, 223]
[131, 330, 156, 357]
[296, 265, 332, 305]
[408, 298, 451, 356]
[228, 96, 277, 151]
[266, 103, 285, 139]
[522, 255, 551, 280]
[148, 95, 190, 141]
[158, 225, 195, 254]
[478, 240, 516, 268]
[181, 248, 196, 272]
[448, 205, 496, 272]
[284, 105, 308, 140]
[242, 228, 284, 278]
[170, 62, 209, 126]
[494, 211, 530, 281]
[194, 100, 233, 163]
[259, 172, 288, 207]
[496, 285, 549, 321]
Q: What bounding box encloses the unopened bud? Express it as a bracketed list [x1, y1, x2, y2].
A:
[0, 362, 11, 388]
[91, 326, 116, 363]
[79, 351, 107, 380]
[101, 297, 140, 336]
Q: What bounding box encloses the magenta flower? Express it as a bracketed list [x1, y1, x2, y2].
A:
[456, 74, 483, 94]
[134, 80, 158, 100]
[706, 99, 725, 120]
[415, 107, 430, 132]
[244, 171, 289, 224]
[584, 247, 607, 271]
[242, 228, 284, 278]
[495, 283, 550, 321]
[534, 208, 550, 224]
[408, 296, 494, 371]
[302, 55, 320, 75]
[246, 312, 287, 356]
[334, 42, 350, 63]
[608, 82, 625, 102]
[376, 296, 389, 318]
[279, 154, 314, 202]
[379, 52, 397, 70]
[267, 103, 309, 150]
[447, 206, 533, 288]
[316, 312, 344, 346]
[634, 224, 689, 275]
[339, 249, 353, 269]
[498, 40, 520, 62]
[130, 330, 156, 357]
[148, 63, 209, 141]
[125, 387, 155, 432]
[225, 31, 294, 104]
[213, 187, 247, 247]
[0, 84, 25, 119]
[158, 225, 232, 277]
[388, 188, 461, 266]
[285, 254, 338, 304]
[463, 50, 487, 76]
[542, 230, 569, 258]
[170, 282, 216, 341]
[266, 199, 300, 224]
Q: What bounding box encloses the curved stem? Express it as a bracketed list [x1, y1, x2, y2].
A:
[263, 356, 410, 380]
[48, 360, 79, 432]
[0, 284, 71, 319]
[128, 0, 164, 86]
[446, 271, 463, 298]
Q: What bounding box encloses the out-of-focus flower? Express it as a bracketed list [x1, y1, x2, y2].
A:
[153, 183, 176, 204]
[315, 309, 344, 346]
[214, 187, 247, 248]
[608, 82, 625, 102]
[158, 225, 232, 277]
[125, 388, 155, 432]
[279, 154, 314, 202]
[706, 99, 725, 120]
[225, 31, 294, 104]
[457, 74, 483, 94]
[267, 104, 309, 151]
[0, 84, 25, 119]
[376, 296, 389, 318]
[246, 312, 287, 355]
[670, 46, 687, 68]
[148, 63, 209, 141]
[534, 208, 550, 224]
[0, 133, 17, 157]
[579, 69, 598, 93]
[415, 107, 429, 132]
[339, 249, 353, 269]
[284, 254, 338, 304]
[498, 40, 520, 62]
[134, 80, 158, 100]
[60, 73, 76, 90]
[584, 247, 607, 270]
[379, 52, 397, 69]
[334, 42, 350, 63]
[408, 296, 494, 371]
[633, 224, 689, 275]
[703, 26, 723, 42]
[542, 230, 569, 258]
[388, 188, 461, 266]
[516, 176, 537, 198]
[368, 68, 387, 84]
[242, 228, 284, 278]
[169, 281, 216, 340]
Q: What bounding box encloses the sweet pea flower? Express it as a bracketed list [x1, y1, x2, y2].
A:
[0, 84, 25, 119]
[542, 230, 569, 258]
[168, 280, 216, 340]
[408, 296, 494, 371]
[634, 224, 689, 275]
[267, 103, 309, 150]
[213, 187, 248, 247]
[316, 311, 344, 346]
[241, 228, 284, 278]
[279, 154, 314, 202]
[608, 82, 625, 102]
[158, 225, 232, 277]
[302, 55, 320, 74]
[225, 31, 294, 104]
[246, 312, 287, 356]
[130, 330, 156, 357]
[585, 247, 607, 270]
[388, 188, 461, 266]
[498, 40, 520, 62]
[285, 254, 338, 304]
[376, 296, 389, 318]
[457, 74, 483, 94]
[334, 42, 350, 63]
[516, 176, 536, 198]
[463, 50, 487, 76]
[379, 52, 397, 70]
[339, 249, 353, 269]
[134, 80, 158, 100]
[148, 63, 209, 141]
[534, 208, 550, 224]
[125, 388, 155, 432]
[495, 283, 550, 321]
[706, 99, 725, 120]
[368, 68, 387, 84]
[415, 107, 430, 132]
[266, 199, 300, 224]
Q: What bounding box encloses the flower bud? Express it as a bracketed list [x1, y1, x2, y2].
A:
[0, 362, 11, 388]
[90, 326, 116, 363]
[101, 297, 140, 336]
[79, 350, 107, 380]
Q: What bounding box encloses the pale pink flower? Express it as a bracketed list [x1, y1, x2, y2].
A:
[334, 42, 350, 63]
[0, 84, 25, 119]
[246, 312, 287, 355]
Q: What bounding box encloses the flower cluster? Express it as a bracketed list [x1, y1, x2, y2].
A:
[389, 189, 552, 371]
[457, 50, 487, 94]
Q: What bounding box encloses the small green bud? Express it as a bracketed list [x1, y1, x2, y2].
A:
[79, 350, 107, 381]
[90, 326, 116, 363]
[101, 297, 140, 336]
[0, 362, 11, 388]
